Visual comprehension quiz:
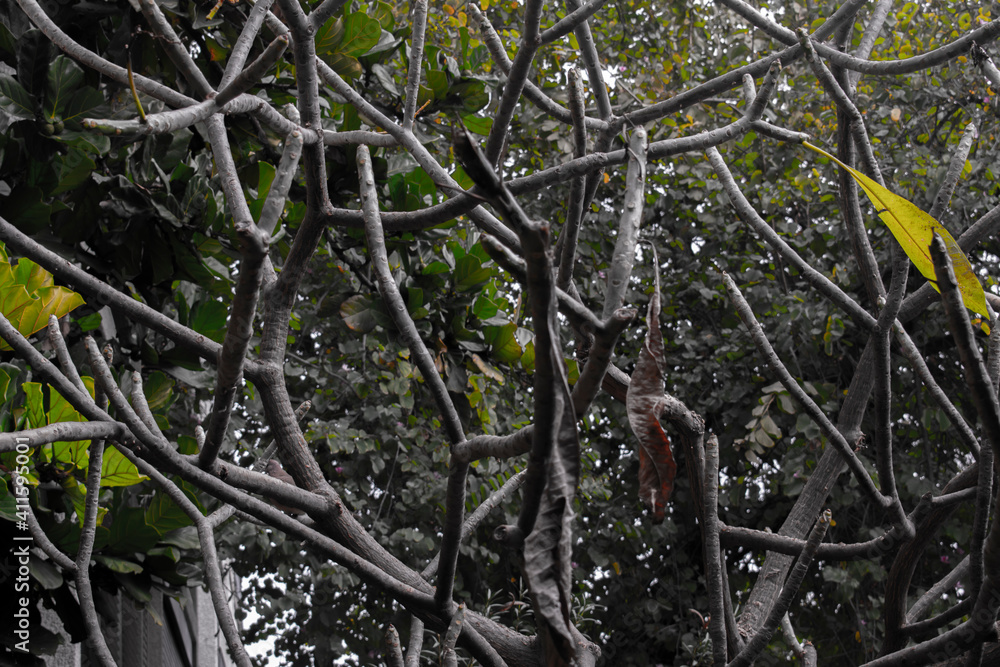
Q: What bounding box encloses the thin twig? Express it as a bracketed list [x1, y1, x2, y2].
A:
[703, 435, 728, 665]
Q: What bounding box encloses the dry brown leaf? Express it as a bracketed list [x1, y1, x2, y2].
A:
[626, 255, 677, 522]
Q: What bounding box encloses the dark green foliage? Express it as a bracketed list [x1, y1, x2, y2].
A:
[1, 0, 999, 665]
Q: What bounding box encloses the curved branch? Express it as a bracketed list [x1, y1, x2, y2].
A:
[929, 122, 978, 220]
[468, 4, 608, 131]
[138, 0, 214, 99]
[259, 130, 304, 237]
[26, 500, 77, 572]
[541, 0, 609, 45]
[220, 0, 278, 90]
[16, 0, 196, 108]
[0, 217, 236, 375]
[723, 273, 889, 508]
[719, 0, 1000, 77]
[46, 315, 89, 397]
[357, 145, 465, 445]
[556, 68, 589, 291]
[485, 0, 545, 163]
[0, 422, 124, 453]
[564, 0, 612, 120]
[215, 34, 289, 107]
[707, 149, 875, 329]
[848, 0, 894, 91]
[907, 556, 971, 626]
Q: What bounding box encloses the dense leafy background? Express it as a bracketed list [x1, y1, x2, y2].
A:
[1, 0, 999, 664]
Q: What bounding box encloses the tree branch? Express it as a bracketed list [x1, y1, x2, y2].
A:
[75, 436, 116, 667]
[200, 224, 270, 468]
[728, 510, 831, 667]
[723, 273, 889, 507]
[703, 434, 729, 665]
[402, 0, 428, 132]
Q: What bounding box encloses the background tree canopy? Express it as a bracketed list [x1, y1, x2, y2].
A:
[1, 0, 1000, 665]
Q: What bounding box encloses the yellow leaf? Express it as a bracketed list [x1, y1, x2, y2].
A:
[603, 172, 610, 184]
[803, 142, 990, 331]
[0, 248, 85, 350]
[612, 562, 621, 575]
[471, 353, 504, 384]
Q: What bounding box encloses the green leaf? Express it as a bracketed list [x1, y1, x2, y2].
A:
[371, 1, 395, 30]
[177, 434, 198, 456]
[93, 554, 144, 574]
[13, 256, 51, 292]
[189, 299, 227, 343]
[0, 21, 15, 59]
[51, 148, 95, 196]
[472, 294, 499, 320]
[75, 311, 102, 332]
[324, 52, 363, 80]
[30, 558, 64, 589]
[804, 142, 990, 330]
[60, 87, 105, 125]
[426, 70, 449, 98]
[423, 261, 451, 275]
[485, 322, 521, 363]
[461, 114, 492, 136]
[18, 29, 50, 99]
[145, 493, 194, 533]
[0, 73, 35, 120]
[60, 477, 92, 525]
[147, 545, 181, 562]
[315, 17, 345, 55]
[160, 526, 200, 550]
[450, 79, 489, 113]
[106, 507, 160, 553]
[520, 340, 535, 372]
[48, 381, 91, 469]
[53, 128, 111, 155]
[0, 366, 11, 402]
[23, 381, 44, 429]
[249, 161, 276, 222]
[204, 36, 228, 62]
[453, 255, 491, 292]
[337, 13, 382, 57]
[143, 371, 175, 411]
[101, 445, 147, 487]
[46, 55, 83, 118]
